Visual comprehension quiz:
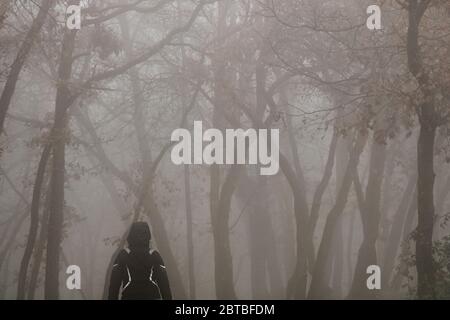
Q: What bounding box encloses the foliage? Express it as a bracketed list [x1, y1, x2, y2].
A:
[400, 227, 450, 299]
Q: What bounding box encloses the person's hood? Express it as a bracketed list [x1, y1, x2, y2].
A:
[127, 221, 151, 251]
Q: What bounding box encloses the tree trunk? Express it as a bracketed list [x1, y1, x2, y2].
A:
[308, 132, 367, 299]
[184, 165, 196, 299]
[0, 206, 29, 271]
[406, 0, 436, 299]
[382, 174, 416, 289]
[0, 250, 12, 298]
[331, 218, 344, 298]
[415, 120, 437, 298]
[349, 135, 386, 299]
[280, 153, 309, 299]
[44, 27, 77, 300]
[27, 192, 51, 300]
[17, 143, 51, 299]
[0, 0, 53, 136]
[308, 129, 338, 267]
[378, 144, 397, 257]
[211, 166, 240, 299]
[237, 172, 283, 298]
[208, 1, 238, 300]
[27, 175, 52, 299]
[282, 97, 309, 299]
[265, 222, 284, 298]
[248, 175, 270, 299]
[391, 189, 418, 291]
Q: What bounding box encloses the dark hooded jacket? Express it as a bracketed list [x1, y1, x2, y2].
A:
[108, 222, 172, 300]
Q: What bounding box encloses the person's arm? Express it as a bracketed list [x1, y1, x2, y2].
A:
[108, 250, 127, 300]
[151, 250, 172, 300]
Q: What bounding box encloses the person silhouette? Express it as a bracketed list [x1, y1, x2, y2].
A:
[108, 221, 172, 300]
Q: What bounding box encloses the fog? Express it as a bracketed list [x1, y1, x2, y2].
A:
[0, 0, 449, 300]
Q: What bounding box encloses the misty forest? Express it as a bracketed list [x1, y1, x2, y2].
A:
[0, 0, 450, 300]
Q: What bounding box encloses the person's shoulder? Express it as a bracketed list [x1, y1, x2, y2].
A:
[150, 249, 164, 265]
[116, 248, 129, 262]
